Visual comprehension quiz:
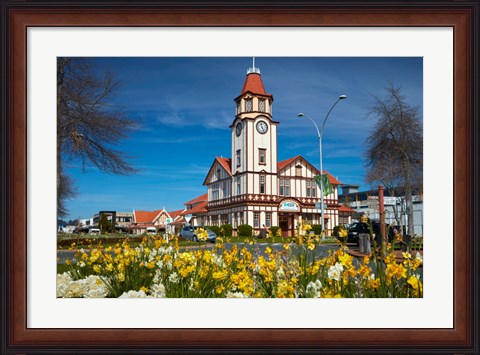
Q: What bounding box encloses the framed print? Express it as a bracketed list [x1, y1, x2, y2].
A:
[1, 0, 478, 353]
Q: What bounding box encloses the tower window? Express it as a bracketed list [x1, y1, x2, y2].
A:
[258, 99, 265, 112]
[259, 175, 266, 194]
[236, 176, 241, 195]
[259, 148, 266, 165]
[236, 150, 241, 167]
[236, 101, 241, 114]
[245, 99, 253, 112]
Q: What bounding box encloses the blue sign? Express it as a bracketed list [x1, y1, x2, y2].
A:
[279, 201, 299, 212]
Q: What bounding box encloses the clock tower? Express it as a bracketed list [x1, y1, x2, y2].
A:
[231, 60, 279, 196]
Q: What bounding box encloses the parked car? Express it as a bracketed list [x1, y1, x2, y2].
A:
[146, 227, 157, 235]
[180, 225, 217, 242]
[344, 222, 397, 245]
[88, 228, 101, 235]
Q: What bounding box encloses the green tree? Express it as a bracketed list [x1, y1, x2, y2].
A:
[57, 58, 138, 217]
[98, 213, 114, 234]
[365, 84, 422, 236]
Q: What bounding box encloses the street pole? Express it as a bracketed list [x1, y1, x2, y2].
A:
[297, 95, 346, 238]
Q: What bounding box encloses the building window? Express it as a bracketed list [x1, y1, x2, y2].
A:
[279, 177, 284, 196]
[258, 99, 265, 112]
[306, 179, 316, 198]
[245, 99, 253, 112]
[236, 176, 241, 195]
[216, 168, 221, 180]
[295, 165, 302, 176]
[221, 214, 228, 225]
[254, 212, 259, 228]
[259, 148, 266, 165]
[222, 181, 227, 198]
[285, 178, 290, 196]
[266, 212, 272, 228]
[259, 175, 265, 194]
[236, 101, 241, 114]
[236, 150, 241, 167]
[212, 183, 219, 200]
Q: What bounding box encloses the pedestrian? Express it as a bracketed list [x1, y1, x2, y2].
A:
[260, 224, 269, 238]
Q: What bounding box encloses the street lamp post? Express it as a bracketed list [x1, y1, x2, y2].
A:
[297, 95, 347, 237]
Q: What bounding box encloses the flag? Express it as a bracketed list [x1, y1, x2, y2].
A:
[314, 174, 333, 196]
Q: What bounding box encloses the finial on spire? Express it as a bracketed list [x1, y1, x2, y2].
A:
[247, 57, 261, 75]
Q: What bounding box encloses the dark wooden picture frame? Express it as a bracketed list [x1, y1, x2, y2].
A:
[1, 1, 478, 353]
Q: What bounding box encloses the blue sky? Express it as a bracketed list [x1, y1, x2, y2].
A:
[63, 57, 422, 220]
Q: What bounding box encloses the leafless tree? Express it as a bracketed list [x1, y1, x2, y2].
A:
[365, 84, 423, 236]
[57, 58, 138, 217]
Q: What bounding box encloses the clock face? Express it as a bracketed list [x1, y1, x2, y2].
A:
[235, 122, 243, 136]
[256, 120, 268, 134]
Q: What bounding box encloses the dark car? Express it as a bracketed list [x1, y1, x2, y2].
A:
[345, 221, 397, 246]
[180, 225, 217, 242]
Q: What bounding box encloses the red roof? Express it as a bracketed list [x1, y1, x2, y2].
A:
[134, 210, 162, 223]
[240, 73, 272, 98]
[170, 217, 185, 225]
[216, 157, 232, 176]
[168, 209, 185, 219]
[338, 205, 356, 213]
[277, 155, 342, 185]
[183, 201, 208, 215]
[323, 172, 342, 185]
[277, 155, 301, 171]
[184, 193, 208, 206]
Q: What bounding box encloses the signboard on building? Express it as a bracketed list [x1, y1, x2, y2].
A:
[165, 218, 173, 224]
[279, 201, 299, 212]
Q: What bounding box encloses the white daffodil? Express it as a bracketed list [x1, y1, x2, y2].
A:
[328, 262, 344, 281]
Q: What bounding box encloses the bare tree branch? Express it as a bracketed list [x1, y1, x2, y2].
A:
[57, 58, 138, 217]
[365, 84, 423, 235]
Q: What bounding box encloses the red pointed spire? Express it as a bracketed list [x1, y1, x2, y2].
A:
[241, 72, 267, 96]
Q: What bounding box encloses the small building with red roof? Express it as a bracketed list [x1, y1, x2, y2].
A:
[130, 208, 185, 234]
[184, 61, 344, 236]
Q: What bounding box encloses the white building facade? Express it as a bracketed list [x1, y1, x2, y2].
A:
[202, 65, 342, 237]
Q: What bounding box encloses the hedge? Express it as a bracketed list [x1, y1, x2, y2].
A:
[237, 224, 253, 237]
[220, 224, 233, 237]
[269, 226, 281, 237]
[311, 224, 322, 235]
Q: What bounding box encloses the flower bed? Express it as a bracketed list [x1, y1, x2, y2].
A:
[58, 227, 423, 298]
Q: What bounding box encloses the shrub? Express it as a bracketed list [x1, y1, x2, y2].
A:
[220, 224, 233, 237]
[269, 226, 281, 237]
[206, 225, 221, 236]
[237, 224, 253, 237]
[311, 224, 322, 235]
[332, 225, 342, 237]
